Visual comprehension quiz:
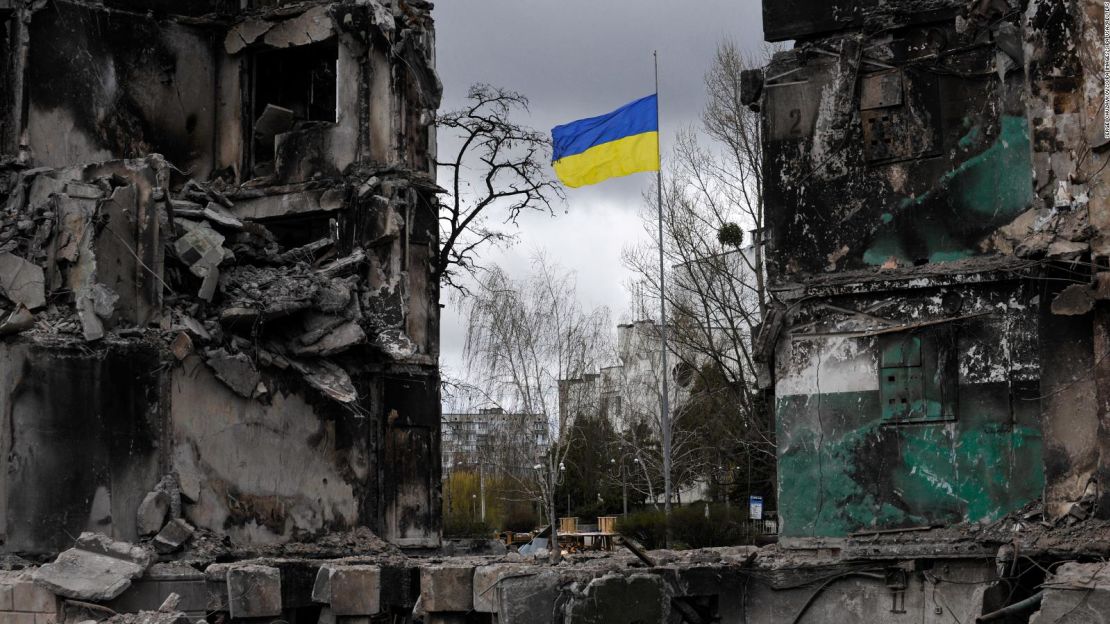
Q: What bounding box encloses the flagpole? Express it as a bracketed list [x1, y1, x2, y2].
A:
[654, 50, 673, 545]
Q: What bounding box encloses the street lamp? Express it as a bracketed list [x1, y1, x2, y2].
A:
[559, 462, 569, 516]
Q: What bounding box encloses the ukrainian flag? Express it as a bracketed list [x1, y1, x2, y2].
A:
[551, 94, 660, 188]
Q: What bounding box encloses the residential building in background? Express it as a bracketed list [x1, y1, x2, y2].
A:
[442, 407, 549, 472]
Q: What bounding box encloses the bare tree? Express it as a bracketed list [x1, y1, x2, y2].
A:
[463, 256, 610, 562]
[621, 40, 778, 509]
[435, 84, 565, 291]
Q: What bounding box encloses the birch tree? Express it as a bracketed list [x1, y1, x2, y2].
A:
[463, 256, 610, 562]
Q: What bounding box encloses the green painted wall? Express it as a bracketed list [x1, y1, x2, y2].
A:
[862, 115, 1034, 267]
[777, 382, 1043, 538]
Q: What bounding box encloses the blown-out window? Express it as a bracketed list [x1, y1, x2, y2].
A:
[249, 41, 338, 177]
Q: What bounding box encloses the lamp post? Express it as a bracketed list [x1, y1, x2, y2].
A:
[559, 461, 568, 516]
[478, 461, 486, 522]
[443, 461, 453, 516]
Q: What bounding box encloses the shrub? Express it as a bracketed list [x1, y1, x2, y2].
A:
[444, 516, 493, 538]
[615, 509, 667, 549]
[616, 504, 752, 550]
[502, 504, 541, 533]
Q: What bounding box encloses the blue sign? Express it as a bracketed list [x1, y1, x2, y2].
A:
[749, 495, 764, 520]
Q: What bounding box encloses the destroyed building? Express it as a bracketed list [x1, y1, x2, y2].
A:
[0, 0, 443, 554]
[743, 0, 1110, 619]
[11, 0, 1110, 621]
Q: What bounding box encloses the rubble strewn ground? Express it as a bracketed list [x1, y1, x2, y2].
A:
[14, 509, 1110, 624]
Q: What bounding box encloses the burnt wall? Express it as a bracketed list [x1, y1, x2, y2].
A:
[171, 362, 378, 543]
[0, 342, 163, 555]
[24, 1, 218, 175]
[763, 8, 1033, 279]
[1038, 268, 1100, 519]
[774, 279, 1043, 540]
[380, 373, 440, 547]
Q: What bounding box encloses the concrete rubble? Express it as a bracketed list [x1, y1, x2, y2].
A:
[1, 0, 1107, 621]
[0, 0, 444, 563]
[31, 533, 154, 602]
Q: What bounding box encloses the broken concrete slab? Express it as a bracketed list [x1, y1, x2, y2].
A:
[75, 283, 118, 341]
[64, 182, 102, 200]
[152, 519, 194, 554]
[497, 571, 562, 624]
[1051, 283, 1095, 316]
[136, 491, 170, 536]
[293, 320, 366, 356]
[0, 252, 45, 309]
[226, 564, 282, 619]
[27, 175, 65, 209]
[0, 304, 34, 335]
[288, 357, 358, 403]
[473, 564, 528, 614]
[1031, 561, 1110, 622]
[197, 266, 220, 302]
[564, 573, 667, 624]
[263, 5, 334, 48]
[299, 314, 348, 346]
[254, 104, 295, 149]
[1046, 240, 1089, 260]
[420, 566, 474, 613]
[173, 221, 226, 280]
[201, 203, 243, 230]
[312, 565, 380, 615]
[225, 16, 274, 54]
[169, 314, 210, 341]
[32, 533, 154, 601]
[205, 350, 263, 399]
[318, 248, 366, 278]
[171, 203, 244, 231]
[170, 332, 193, 361]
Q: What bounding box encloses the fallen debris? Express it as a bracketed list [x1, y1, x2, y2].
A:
[204, 350, 263, 399]
[136, 492, 170, 537]
[0, 252, 45, 310]
[32, 533, 153, 601]
[152, 520, 194, 555]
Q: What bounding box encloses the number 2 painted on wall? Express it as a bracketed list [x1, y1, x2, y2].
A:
[789, 108, 802, 136]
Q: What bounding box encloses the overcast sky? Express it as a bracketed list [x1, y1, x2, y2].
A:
[434, 0, 765, 389]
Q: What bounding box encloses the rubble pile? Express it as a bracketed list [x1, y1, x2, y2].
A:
[8, 532, 772, 624]
[0, 155, 422, 409]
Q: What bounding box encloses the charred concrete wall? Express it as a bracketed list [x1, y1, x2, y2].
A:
[0, 0, 443, 554]
[755, 0, 1110, 542]
[774, 270, 1043, 539]
[761, 1, 1032, 276]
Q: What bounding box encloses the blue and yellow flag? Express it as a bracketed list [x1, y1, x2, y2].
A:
[551, 94, 660, 188]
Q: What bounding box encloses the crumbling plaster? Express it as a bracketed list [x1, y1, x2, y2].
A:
[757, 0, 1110, 542]
[0, 0, 443, 553]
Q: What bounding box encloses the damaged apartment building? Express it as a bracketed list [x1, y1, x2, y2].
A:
[0, 0, 443, 557]
[743, 0, 1110, 620]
